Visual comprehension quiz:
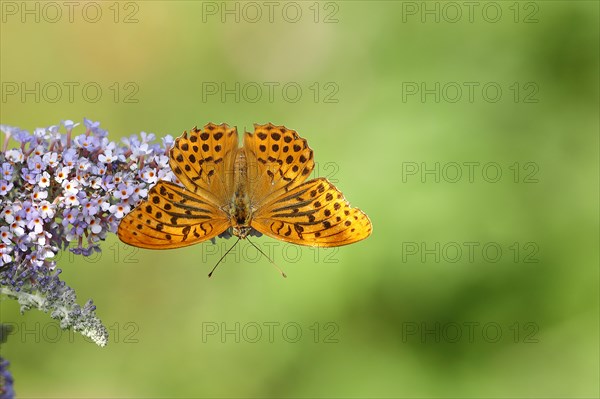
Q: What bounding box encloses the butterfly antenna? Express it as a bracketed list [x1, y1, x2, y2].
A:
[247, 237, 287, 278]
[208, 238, 240, 278]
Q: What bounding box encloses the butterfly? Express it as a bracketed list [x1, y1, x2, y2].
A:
[118, 123, 372, 257]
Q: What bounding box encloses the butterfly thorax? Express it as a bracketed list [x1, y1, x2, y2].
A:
[229, 149, 252, 238]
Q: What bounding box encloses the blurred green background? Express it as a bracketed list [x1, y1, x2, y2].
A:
[1, 1, 598, 397]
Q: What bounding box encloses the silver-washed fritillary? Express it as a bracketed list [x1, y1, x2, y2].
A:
[118, 123, 372, 252]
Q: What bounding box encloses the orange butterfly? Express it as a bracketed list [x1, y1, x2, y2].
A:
[118, 123, 372, 271]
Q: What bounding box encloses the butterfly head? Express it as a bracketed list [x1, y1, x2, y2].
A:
[232, 225, 252, 239]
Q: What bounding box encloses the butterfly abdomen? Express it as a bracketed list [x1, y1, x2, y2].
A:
[229, 149, 252, 234]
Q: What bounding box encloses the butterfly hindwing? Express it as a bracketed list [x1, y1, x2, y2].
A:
[118, 181, 230, 249]
[170, 123, 238, 206]
[244, 123, 315, 207]
[251, 177, 372, 247]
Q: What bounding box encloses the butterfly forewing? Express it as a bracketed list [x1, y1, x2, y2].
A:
[251, 177, 372, 247]
[118, 181, 230, 249]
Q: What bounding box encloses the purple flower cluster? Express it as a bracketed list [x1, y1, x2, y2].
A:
[0, 357, 13, 399]
[0, 119, 178, 347]
[0, 324, 14, 399]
